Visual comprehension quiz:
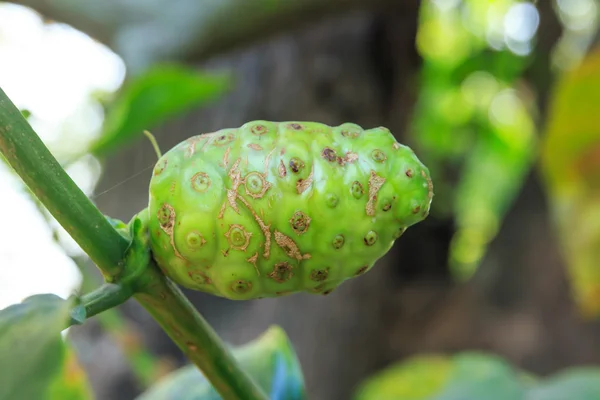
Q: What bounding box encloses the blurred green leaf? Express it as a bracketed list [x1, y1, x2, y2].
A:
[451, 103, 537, 279]
[137, 325, 305, 400]
[540, 48, 600, 317]
[526, 368, 600, 400]
[0, 294, 73, 400]
[353, 352, 526, 400]
[90, 65, 231, 157]
[412, 0, 538, 281]
[46, 343, 93, 400]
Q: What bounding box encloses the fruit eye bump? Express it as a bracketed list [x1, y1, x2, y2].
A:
[146, 121, 433, 300]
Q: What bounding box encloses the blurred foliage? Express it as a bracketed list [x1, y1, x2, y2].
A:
[90, 64, 231, 158]
[411, 0, 537, 280]
[0, 294, 92, 400]
[46, 344, 93, 400]
[540, 47, 600, 318]
[353, 352, 600, 400]
[137, 325, 305, 400]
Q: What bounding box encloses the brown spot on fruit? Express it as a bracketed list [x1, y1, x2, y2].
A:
[191, 172, 211, 193]
[332, 234, 345, 249]
[289, 211, 311, 235]
[186, 231, 206, 249]
[422, 170, 434, 199]
[184, 136, 205, 158]
[355, 265, 369, 276]
[224, 224, 252, 251]
[326, 194, 338, 208]
[244, 171, 271, 199]
[310, 269, 329, 282]
[247, 143, 263, 151]
[157, 203, 185, 260]
[278, 160, 287, 178]
[366, 170, 386, 216]
[274, 230, 311, 260]
[296, 166, 314, 194]
[188, 270, 211, 285]
[157, 204, 174, 229]
[351, 181, 364, 199]
[321, 147, 337, 162]
[213, 132, 236, 146]
[251, 124, 267, 135]
[341, 129, 361, 138]
[393, 227, 407, 239]
[344, 151, 358, 164]
[412, 205, 421, 214]
[221, 146, 231, 168]
[231, 280, 252, 294]
[288, 123, 303, 130]
[289, 157, 304, 173]
[364, 231, 378, 246]
[269, 262, 293, 283]
[153, 159, 167, 176]
[236, 195, 272, 258]
[371, 149, 387, 163]
[246, 252, 260, 276]
[264, 147, 276, 174]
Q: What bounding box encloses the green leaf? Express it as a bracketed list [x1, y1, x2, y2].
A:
[539, 48, 600, 317]
[46, 342, 93, 400]
[90, 65, 231, 157]
[0, 294, 73, 400]
[137, 325, 306, 400]
[353, 352, 526, 400]
[526, 368, 600, 400]
[450, 107, 536, 280]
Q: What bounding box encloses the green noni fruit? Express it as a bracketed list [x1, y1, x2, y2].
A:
[147, 121, 433, 300]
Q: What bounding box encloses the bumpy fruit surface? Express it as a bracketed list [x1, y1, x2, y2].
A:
[148, 121, 433, 300]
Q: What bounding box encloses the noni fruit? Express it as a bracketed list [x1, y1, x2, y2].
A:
[147, 121, 433, 300]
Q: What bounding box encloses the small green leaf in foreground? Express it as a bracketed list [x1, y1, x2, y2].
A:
[353, 352, 526, 400]
[46, 343, 93, 400]
[0, 294, 73, 400]
[526, 368, 600, 400]
[90, 65, 231, 157]
[137, 325, 306, 400]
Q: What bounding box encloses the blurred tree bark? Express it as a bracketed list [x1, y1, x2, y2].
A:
[15, 0, 600, 399]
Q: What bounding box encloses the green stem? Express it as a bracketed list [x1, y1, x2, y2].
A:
[0, 87, 268, 400]
[80, 283, 133, 318]
[0, 87, 128, 279]
[133, 262, 269, 400]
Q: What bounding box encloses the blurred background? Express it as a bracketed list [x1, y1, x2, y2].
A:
[1, 0, 600, 398]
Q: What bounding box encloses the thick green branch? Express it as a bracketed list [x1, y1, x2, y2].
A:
[0, 87, 129, 278]
[133, 262, 269, 400]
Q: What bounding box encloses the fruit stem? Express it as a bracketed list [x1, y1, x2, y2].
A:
[0, 87, 129, 278]
[143, 130, 162, 159]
